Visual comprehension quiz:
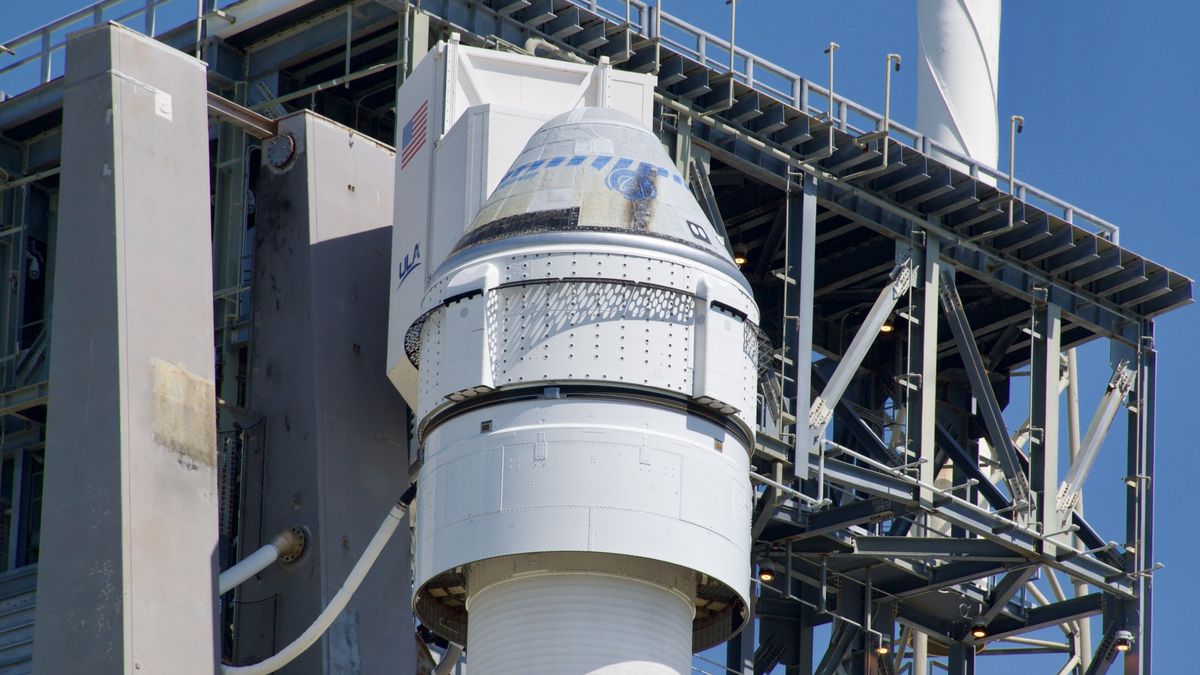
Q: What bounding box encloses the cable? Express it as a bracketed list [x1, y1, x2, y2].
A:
[222, 483, 418, 675]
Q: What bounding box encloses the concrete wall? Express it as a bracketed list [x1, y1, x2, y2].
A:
[33, 23, 218, 674]
[240, 111, 412, 674]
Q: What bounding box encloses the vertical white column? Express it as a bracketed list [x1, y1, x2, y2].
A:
[917, 0, 1002, 171]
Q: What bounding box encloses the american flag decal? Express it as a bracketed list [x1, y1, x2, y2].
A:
[400, 100, 429, 170]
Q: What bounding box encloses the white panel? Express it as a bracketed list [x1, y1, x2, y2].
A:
[693, 304, 747, 412]
[436, 293, 490, 399]
[438, 446, 502, 525]
[467, 573, 692, 675]
[390, 44, 656, 409]
[499, 434, 681, 518]
[387, 46, 443, 407]
[680, 460, 733, 541]
[415, 399, 751, 605]
[445, 42, 656, 131]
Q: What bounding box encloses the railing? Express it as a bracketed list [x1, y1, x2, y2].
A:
[0, 0, 235, 95]
[622, 1, 1120, 241]
[1, 0, 1119, 241]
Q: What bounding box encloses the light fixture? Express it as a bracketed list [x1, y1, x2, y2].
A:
[1114, 629, 1134, 652]
[758, 566, 776, 583]
[733, 244, 749, 267]
[970, 622, 988, 640]
[875, 644, 890, 655]
[879, 321, 894, 334]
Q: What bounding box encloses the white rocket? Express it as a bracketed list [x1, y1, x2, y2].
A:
[394, 98, 761, 672]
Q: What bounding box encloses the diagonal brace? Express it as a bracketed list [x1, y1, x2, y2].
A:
[1055, 362, 1135, 516]
[808, 260, 916, 450]
[938, 270, 1031, 506]
[979, 566, 1039, 624]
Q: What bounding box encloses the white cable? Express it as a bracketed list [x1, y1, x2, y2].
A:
[222, 495, 411, 675]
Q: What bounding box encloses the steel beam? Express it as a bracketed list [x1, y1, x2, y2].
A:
[1030, 300, 1062, 542]
[984, 593, 1104, 643]
[788, 176, 817, 477]
[910, 237, 939, 510]
[979, 566, 1038, 624]
[809, 260, 915, 451]
[887, 560, 1010, 599]
[935, 423, 1010, 510]
[1126, 327, 1155, 674]
[1055, 362, 1134, 520]
[207, 90, 278, 140]
[811, 456, 916, 504]
[854, 537, 1023, 562]
[793, 499, 898, 541]
[938, 270, 1031, 505]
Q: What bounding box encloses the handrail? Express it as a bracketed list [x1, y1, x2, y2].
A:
[0, 0, 1119, 241]
[584, 0, 1118, 241]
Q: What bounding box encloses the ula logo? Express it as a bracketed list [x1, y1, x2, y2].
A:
[397, 242, 421, 288]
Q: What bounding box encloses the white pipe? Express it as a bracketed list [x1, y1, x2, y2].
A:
[219, 544, 280, 595]
[433, 643, 464, 675]
[223, 488, 415, 675]
[1066, 348, 1093, 670]
[219, 528, 305, 595]
[913, 631, 928, 675]
[917, 0, 1001, 171]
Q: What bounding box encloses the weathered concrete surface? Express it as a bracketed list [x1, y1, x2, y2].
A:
[33, 23, 218, 674]
[240, 111, 412, 674]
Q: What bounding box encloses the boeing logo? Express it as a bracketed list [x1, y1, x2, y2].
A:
[397, 242, 421, 289]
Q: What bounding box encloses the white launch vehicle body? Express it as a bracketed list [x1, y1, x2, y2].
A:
[917, 0, 1001, 172]
[397, 100, 760, 671]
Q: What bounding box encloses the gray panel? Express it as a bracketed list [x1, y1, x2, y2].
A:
[243, 111, 412, 674]
[33, 24, 218, 674]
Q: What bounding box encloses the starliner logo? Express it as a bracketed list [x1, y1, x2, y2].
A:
[397, 242, 421, 288]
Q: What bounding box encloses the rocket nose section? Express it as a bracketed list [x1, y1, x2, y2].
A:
[452, 107, 735, 265]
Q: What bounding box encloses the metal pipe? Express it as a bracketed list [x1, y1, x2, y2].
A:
[252, 60, 401, 111]
[913, 632, 928, 675]
[1045, 568, 1068, 604]
[727, 0, 736, 75]
[1008, 115, 1023, 231]
[222, 485, 417, 675]
[808, 41, 839, 161]
[844, 53, 901, 181]
[398, 0, 410, 86]
[1065, 348, 1092, 670]
[0, 168, 61, 194]
[433, 643, 463, 675]
[1055, 654, 1081, 675]
[750, 470, 828, 506]
[344, 3, 353, 87]
[219, 538, 279, 595]
[194, 0, 204, 58]
[996, 636, 1071, 651]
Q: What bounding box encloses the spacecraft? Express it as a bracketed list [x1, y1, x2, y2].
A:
[400, 106, 762, 673]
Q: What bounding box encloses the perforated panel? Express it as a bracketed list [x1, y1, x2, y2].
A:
[490, 280, 694, 392]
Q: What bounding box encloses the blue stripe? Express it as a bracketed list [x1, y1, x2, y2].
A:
[568, 155, 588, 166]
[545, 156, 565, 168]
[591, 156, 613, 170]
[614, 158, 633, 169]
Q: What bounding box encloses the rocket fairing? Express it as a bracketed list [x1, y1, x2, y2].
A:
[406, 108, 761, 674]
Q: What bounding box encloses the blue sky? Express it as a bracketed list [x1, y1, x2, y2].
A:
[4, 1, 1197, 673]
